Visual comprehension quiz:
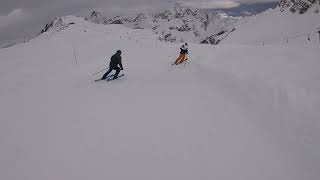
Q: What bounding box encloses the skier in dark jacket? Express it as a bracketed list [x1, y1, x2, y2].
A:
[101, 50, 123, 80]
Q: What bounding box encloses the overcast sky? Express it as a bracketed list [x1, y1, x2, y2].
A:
[0, 0, 277, 47]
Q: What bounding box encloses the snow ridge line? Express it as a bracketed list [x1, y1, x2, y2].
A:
[225, 29, 319, 45]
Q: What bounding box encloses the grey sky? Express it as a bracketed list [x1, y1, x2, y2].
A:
[0, 0, 277, 47]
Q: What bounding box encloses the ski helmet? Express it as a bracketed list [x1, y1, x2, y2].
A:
[117, 50, 121, 54]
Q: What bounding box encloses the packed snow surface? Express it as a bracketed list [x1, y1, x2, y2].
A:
[0, 15, 319, 180]
[223, 6, 320, 45]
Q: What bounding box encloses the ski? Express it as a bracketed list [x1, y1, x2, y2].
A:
[94, 74, 116, 82]
[106, 74, 125, 81]
[172, 58, 188, 66]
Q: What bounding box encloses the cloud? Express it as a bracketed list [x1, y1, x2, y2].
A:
[0, 8, 28, 28]
[177, 0, 241, 9]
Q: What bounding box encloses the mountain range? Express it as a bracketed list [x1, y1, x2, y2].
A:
[38, 0, 319, 46]
[87, 7, 239, 45]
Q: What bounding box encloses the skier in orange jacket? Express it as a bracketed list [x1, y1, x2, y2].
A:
[173, 43, 188, 65]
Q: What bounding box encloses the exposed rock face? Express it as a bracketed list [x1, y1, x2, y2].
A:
[40, 17, 75, 34]
[87, 7, 239, 44]
[88, 11, 109, 24]
[111, 19, 123, 24]
[200, 28, 236, 45]
[278, 0, 320, 14]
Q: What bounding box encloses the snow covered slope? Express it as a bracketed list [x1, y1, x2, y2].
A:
[0, 15, 320, 180]
[223, 1, 320, 45]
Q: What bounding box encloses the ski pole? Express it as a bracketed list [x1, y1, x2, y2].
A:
[92, 67, 109, 76]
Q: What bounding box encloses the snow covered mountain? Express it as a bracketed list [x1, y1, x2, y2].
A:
[223, 0, 320, 45]
[278, 0, 320, 14]
[40, 17, 77, 34]
[87, 7, 239, 45]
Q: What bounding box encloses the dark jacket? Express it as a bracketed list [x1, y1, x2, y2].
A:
[109, 52, 123, 69]
[180, 48, 188, 54]
[180, 45, 188, 54]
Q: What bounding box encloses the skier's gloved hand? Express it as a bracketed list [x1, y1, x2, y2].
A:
[120, 67, 124, 70]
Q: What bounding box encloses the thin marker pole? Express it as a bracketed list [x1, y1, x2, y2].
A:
[73, 42, 78, 65]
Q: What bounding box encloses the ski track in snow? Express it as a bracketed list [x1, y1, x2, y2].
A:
[0, 14, 320, 180]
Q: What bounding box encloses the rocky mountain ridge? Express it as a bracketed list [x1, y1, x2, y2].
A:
[278, 0, 320, 14]
[37, 1, 319, 46]
[87, 7, 239, 45]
